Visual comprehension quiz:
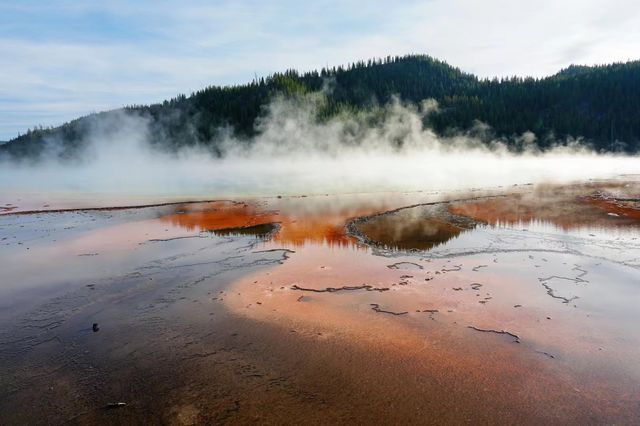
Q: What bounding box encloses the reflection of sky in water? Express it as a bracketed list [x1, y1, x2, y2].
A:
[490, 218, 640, 238]
[148, 196, 640, 272]
[423, 219, 640, 268]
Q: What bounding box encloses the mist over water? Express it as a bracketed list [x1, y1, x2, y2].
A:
[1, 95, 638, 197]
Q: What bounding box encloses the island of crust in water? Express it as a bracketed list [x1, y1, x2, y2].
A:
[1, 177, 640, 424]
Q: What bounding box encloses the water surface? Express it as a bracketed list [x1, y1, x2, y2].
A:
[1, 180, 639, 424]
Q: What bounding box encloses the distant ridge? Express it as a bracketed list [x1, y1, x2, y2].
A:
[2, 54, 639, 159]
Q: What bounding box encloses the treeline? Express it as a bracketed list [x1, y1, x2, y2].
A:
[3, 54, 640, 159]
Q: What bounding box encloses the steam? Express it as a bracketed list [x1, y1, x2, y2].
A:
[1, 94, 638, 197]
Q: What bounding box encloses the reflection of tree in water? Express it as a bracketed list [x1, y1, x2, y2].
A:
[209, 223, 278, 238]
[356, 206, 476, 251]
[449, 185, 640, 231]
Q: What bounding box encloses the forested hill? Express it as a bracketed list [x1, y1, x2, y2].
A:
[3, 54, 640, 159]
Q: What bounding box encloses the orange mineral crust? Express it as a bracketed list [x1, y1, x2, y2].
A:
[2, 181, 640, 424]
[222, 243, 640, 420]
[449, 184, 640, 230]
[583, 193, 640, 220]
[160, 201, 278, 232]
[159, 192, 446, 248]
[215, 182, 640, 423]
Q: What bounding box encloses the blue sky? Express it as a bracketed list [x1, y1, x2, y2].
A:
[1, 0, 639, 140]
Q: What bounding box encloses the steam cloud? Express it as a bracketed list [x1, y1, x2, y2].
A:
[1, 94, 638, 197]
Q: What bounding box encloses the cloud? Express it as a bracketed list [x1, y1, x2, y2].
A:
[1, 0, 639, 139]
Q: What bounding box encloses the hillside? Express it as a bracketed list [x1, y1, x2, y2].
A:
[2, 54, 640, 159]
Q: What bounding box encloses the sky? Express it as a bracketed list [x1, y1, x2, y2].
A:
[1, 0, 639, 141]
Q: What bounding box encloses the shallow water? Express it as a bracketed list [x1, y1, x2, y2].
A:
[1, 180, 639, 424]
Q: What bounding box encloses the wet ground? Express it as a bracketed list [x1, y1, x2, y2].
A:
[1, 180, 640, 425]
